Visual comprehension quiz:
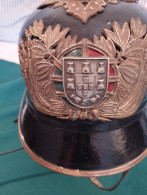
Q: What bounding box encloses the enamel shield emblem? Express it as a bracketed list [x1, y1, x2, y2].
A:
[63, 57, 109, 109]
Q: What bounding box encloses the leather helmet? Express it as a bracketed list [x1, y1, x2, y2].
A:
[18, 0, 147, 190]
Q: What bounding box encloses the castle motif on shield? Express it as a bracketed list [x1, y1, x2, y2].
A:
[63, 57, 109, 109]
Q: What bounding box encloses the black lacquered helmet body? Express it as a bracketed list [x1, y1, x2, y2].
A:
[18, 0, 147, 190]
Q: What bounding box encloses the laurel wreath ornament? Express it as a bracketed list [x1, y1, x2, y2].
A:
[19, 17, 147, 121]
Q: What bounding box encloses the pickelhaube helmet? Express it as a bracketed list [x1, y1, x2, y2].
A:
[18, 0, 147, 190]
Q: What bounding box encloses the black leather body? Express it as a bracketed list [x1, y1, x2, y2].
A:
[20, 1, 147, 42]
[19, 1, 147, 171]
[20, 90, 147, 170]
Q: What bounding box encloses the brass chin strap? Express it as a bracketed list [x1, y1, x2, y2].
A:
[89, 170, 130, 191]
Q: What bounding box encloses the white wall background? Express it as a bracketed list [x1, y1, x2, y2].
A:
[139, 0, 147, 7]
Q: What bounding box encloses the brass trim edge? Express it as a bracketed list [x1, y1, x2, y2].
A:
[18, 110, 147, 177]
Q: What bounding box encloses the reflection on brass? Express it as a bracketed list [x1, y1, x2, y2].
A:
[38, 0, 138, 23]
[18, 18, 147, 121]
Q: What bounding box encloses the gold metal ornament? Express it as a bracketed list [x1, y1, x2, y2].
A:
[38, 0, 138, 23]
[18, 17, 147, 121]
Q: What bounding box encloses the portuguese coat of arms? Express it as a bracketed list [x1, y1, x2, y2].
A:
[63, 57, 109, 108]
[19, 17, 147, 121]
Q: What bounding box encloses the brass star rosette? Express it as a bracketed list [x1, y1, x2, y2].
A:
[38, 0, 138, 23]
